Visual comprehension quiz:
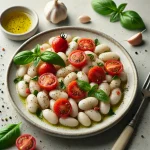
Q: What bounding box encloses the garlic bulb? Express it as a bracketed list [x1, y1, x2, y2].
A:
[44, 0, 67, 24]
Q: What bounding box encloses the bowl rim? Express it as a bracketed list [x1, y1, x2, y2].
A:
[0, 5, 39, 36]
[6, 26, 138, 138]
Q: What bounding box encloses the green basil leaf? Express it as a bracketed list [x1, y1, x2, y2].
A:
[34, 44, 41, 56]
[94, 39, 100, 46]
[94, 89, 109, 102]
[41, 51, 66, 67]
[91, 0, 117, 15]
[110, 11, 120, 22]
[97, 62, 104, 66]
[33, 90, 38, 96]
[77, 80, 91, 92]
[108, 108, 115, 116]
[36, 109, 43, 119]
[31, 76, 38, 81]
[33, 57, 41, 67]
[13, 51, 34, 65]
[14, 77, 23, 84]
[117, 3, 127, 12]
[87, 54, 94, 61]
[112, 75, 119, 80]
[120, 11, 145, 30]
[59, 80, 66, 90]
[88, 84, 98, 96]
[0, 123, 21, 149]
[74, 38, 78, 43]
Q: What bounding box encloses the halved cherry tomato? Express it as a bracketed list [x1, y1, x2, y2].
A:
[16, 134, 36, 150]
[38, 73, 58, 91]
[54, 98, 72, 118]
[67, 81, 86, 100]
[52, 35, 68, 53]
[38, 62, 56, 75]
[104, 60, 123, 75]
[78, 38, 95, 51]
[88, 66, 105, 84]
[68, 50, 87, 68]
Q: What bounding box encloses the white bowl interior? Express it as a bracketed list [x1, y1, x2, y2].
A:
[6, 27, 138, 138]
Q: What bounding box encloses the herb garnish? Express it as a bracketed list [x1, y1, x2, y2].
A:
[31, 76, 38, 81]
[14, 77, 23, 84]
[94, 38, 100, 46]
[87, 54, 94, 61]
[112, 75, 119, 80]
[59, 80, 66, 90]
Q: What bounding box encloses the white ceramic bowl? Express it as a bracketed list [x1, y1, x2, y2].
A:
[0, 6, 39, 41]
[6, 27, 138, 138]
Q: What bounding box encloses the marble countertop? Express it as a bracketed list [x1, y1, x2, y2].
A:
[0, 0, 150, 149]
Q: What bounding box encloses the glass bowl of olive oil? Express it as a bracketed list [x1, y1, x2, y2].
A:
[0, 6, 39, 41]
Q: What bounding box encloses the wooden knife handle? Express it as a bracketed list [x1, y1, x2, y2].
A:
[112, 125, 134, 150]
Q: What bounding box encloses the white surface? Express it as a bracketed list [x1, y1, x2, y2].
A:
[0, 0, 150, 150]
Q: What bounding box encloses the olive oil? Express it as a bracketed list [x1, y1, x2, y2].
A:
[2, 12, 32, 34]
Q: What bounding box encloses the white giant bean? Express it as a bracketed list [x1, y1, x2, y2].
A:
[57, 52, 67, 65]
[110, 79, 121, 90]
[99, 52, 119, 62]
[49, 37, 55, 45]
[66, 34, 73, 43]
[78, 97, 98, 110]
[77, 112, 91, 127]
[64, 72, 77, 86]
[100, 102, 110, 115]
[27, 64, 37, 78]
[17, 81, 29, 97]
[119, 72, 127, 82]
[49, 90, 68, 100]
[29, 80, 40, 94]
[17, 65, 28, 77]
[106, 75, 112, 83]
[41, 43, 51, 51]
[26, 94, 38, 104]
[99, 83, 110, 96]
[66, 41, 78, 56]
[85, 109, 101, 122]
[90, 82, 97, 88]
[59, 117, 79, 127]
[43, 109, 58, 125]
[110, 88, 122, 105]
[94, 44, 110, 54]
[37, 91, 50, 109]
[27, 103, 39, 113]
[72, 36, 81, 42]
[77, 71, 89, 82]
[85, 51, 97, 61]
[69, 98, 78, 117]
[23, 74, 31, 83]
[50, 99, 55, 111]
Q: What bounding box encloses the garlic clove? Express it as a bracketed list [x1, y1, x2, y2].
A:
[78, 15, 91, 24]
[127, 32, 142, 46]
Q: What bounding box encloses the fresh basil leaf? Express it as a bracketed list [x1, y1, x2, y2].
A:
[41, 51, 66, 67]
[31, 76, 38, 81]
[33, 90, 38, 96]
[36, 109, 43, 119]
[0, 123, 21, 149]
[110, 11, 120, 22]
[112, 75, 119, 80]
[14, 77, 23, 84]
[94, 89, 109, 102]
[59, 80, 66, 90]
[120, 11, 145, 30]
[117, 3, 127, 12]
[34, 44, 41, 56]
[108, 108, 115, 116]
[77, 80, 91, 91]
[33, 57, 41, 67]
[87, 54, 94, 61]
[13, 51, 35, 65]
[94, 39, 100, 46]
[74, 38, 78, 43]
[91, 0, 117, 16]
[97, 62, 104, 66]
[88, 84, 98, 96]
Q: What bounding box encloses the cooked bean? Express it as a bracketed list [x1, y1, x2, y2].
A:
[27, 64, 37, 78]
[66, 41, 78, 56]
[100, 102, 110, 115]
[17, 81, 29, 97]
[78, 112, 91, 127]
[17, 65, 28, 77]
[66, 34, 73, 43]
[110, 79, 121, 90]
[57, 52, 67, 65]
[49, 90, 68, 100]
[29, 80, 40, 94]
[110, 88, 122, 105]
[64, 72, 77, 86]
[27, 103, 39, 113]
[99, 83, 110, 96]
[119, 72, 127, 82]
[99, 52, 119, 62]
[49, 37, 55, 45]
[26, 94, 38, 104]
[59, 117, 79, 127]
[85, 51, 97, 61]
[77, 71, 89, 82]
[94, 44, 110, 54]
[24, 74, 31, 83]
[69, 98, 78, 117]
[50, 99, 55, 111]
[106, 75, 112, 83]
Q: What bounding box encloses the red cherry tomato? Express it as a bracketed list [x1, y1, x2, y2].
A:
[88, 66, 105, 84]
[54, 98, 72, 118]
[67, 81, 86, 100]
[78, 38, 95, 52]
[38, 62, 56, 75]
[16, 134, 36, 150]
[104, 60, 123, 75]
[38, 73, 58, 91]
[26, 88, 31, 94]
[52, 35, 68, 53]
[68, 50, 87, 68]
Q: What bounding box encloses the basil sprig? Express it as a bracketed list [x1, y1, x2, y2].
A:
[91, 0, 145, 30]
[13, 44, 65, 67]
[0, 122, 21, 149]
[77, 80, 109, 102]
